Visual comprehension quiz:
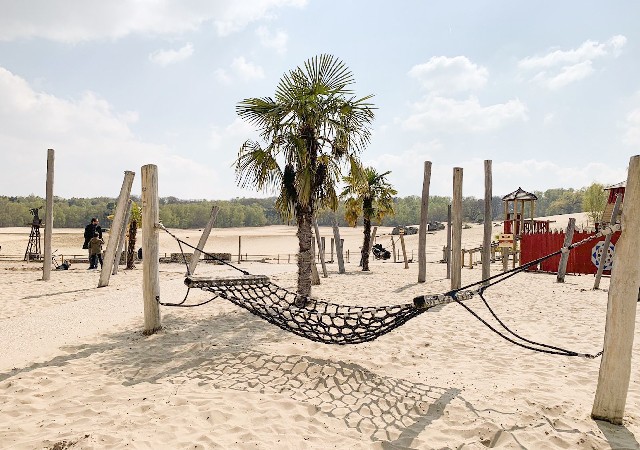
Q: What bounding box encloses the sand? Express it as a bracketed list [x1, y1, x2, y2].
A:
[1, 213, 639, 449]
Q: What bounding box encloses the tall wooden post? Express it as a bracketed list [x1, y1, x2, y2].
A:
[556, 217, 576, 283]
[238, 236, 242, 263]
[330, 238, 335, 263]
[399, 231, 408, 269]
[112, 199, 132, 275]
[418, 161, 432, 283]
[482, 160, 492, 285]
[98, 171, 135, 288]
[451, 168, 463, 290]
[332, 216, 345, 274]
[311, 238, 321, 285]
[189, 205, 219, 275]
[391, 237, 397, 263]
[594, 194, 622, 289]
[141, 164, 161, 334]
[42, 149, 55, 281]
[592, 155, 640, 424]
[446, 204, 452, 279]
[313, 219, 328, 277]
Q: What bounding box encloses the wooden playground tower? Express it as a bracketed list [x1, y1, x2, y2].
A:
[500, 187, 549, 268]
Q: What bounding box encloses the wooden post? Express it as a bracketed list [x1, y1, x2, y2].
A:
[42, 149, 54, 281]
[238, 236, 241, 263]
[556, 217, 576, 283]
[99, 171, 135, 288]
[330, 238, 335, 263]
[594, 194, 622, 289]
[451, 168, 463, 290]
[482, 160, 492, 285]
[311, 238, 320, 285]
[418, 161, 432, 283]
[141, 164, 161, 334]
[112, 199, 132, 275]
[313, 218, 328, 277]
[399, 232, 408, 269]
[446, 204, 452, 279]
[332, 217, 345, 274]
[188, 205, 219, 275]
[321, 237, 326, 261]
[391, 237, 397, 263]
[592, 155, 640, 424]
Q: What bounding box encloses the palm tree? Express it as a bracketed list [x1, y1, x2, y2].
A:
[341, 167, 397, 271]
[235, 54, 375, 296]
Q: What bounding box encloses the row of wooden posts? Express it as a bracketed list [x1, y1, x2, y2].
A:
[35, 150, 640, 425]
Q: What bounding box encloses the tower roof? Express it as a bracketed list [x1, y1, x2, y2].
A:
[502, 187, 538, 201]
[604, 181, 625, 190]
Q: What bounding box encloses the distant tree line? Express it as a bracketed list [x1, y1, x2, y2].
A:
[0, 185, 605, 229]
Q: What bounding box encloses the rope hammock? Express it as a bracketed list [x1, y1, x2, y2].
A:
[156, 223, 615, 357]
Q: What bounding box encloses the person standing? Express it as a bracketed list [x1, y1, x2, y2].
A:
[88, 232, 104, 269]
[83, 218, 102, 268]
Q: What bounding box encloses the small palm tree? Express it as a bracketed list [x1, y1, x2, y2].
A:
[235, 54, 375, 296]
[126, 202, 142, 269]
[342, 167, 397, 271]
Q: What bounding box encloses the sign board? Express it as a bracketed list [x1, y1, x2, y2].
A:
[591, 241, 615, 271]
[498, 233, 514, 248]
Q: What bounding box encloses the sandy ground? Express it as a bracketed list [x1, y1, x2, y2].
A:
[1, 213, 639, 449]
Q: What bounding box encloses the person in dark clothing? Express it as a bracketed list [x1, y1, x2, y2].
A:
[83, 218, 102, 267]
[83, 218, 102, 248]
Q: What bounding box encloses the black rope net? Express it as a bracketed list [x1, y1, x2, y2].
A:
[157, 223, 614, 356]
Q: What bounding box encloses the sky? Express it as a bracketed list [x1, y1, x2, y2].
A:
[0, 1, 639, 200]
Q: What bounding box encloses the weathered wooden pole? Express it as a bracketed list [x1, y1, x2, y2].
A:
[238, 236, 242, 263]
[313, 218, 328, 277]
[418, 161, 432, 283]
[592, 155, 640, 424]
[451, 168, 463, 290]
[112, 199, 132, 275]
[188, 205, 219, 276]
[482, 160, 492, 285]
[42, 149, 55, 281]
[330, 238, 335, 263]
[399, 231, 408, 269]
[446, 204, 452, 279]
[391, 237, 397, 263]
[556, 217, 576, 283]
[141, 164, 161, 334]
[98, 171, 135, 288]
[311, 238, 321, 285]
[593, 194, 622, 289]
[332, 216, 345, 274]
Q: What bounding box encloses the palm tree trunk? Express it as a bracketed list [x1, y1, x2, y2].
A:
[362, 216, 372, 271]
[126, 219, 137, 269]
[296, 206, 313, 296]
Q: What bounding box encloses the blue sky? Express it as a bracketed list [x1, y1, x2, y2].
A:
[0, 1, 638, 200]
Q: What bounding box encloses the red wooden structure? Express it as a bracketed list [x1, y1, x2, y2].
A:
[520, 230, 621, 274]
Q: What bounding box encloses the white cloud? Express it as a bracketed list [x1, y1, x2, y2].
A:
[623, 108, 640, 146]
[401, 95, 528, 132]
[149, 43, 194, 66]
[408, 56, 488, 94]
[256, 26, 288, 54]
[0, 0, 307, 42]
[0, 67, 222, 198]
[519, 35, 627, 89]
[211, 118, 257, 153]
[216, 57, 265, 83]
[544, 60, 594, 89]
[232, 57, 265, 81]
